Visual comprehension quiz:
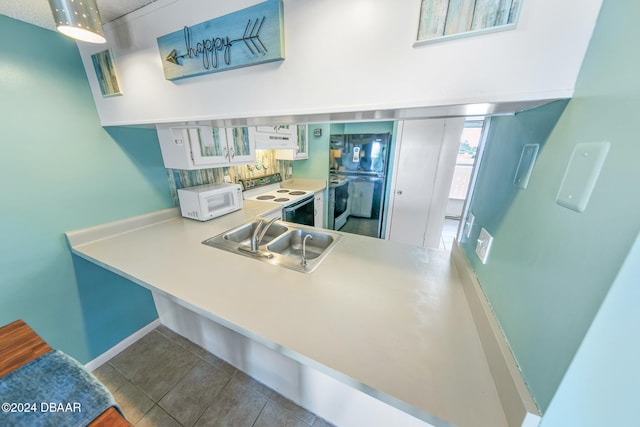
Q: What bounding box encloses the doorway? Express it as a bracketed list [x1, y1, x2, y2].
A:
[386, 117, 485, 250]
[441, 118, 485, 250]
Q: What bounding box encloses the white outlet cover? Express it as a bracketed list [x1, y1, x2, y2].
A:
[476, 227, 493, 264]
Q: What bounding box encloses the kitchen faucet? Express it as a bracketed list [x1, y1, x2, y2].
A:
[301, 234, 313, 266]
[250, 217, 279, 252]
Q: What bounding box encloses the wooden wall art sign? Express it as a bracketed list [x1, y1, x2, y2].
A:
[415, 0, 522, 45]
[157, 0, 284, 81]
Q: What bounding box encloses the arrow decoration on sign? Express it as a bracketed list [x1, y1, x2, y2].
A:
[239, 16, 268, 56]
[157, 1, 284, 81]
[164, 16, 268, 68]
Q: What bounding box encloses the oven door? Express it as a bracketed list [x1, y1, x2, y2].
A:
[283, 195, 315, 226]
[333, 181, 349, 218]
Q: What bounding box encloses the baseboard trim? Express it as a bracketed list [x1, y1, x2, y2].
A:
[84, 319, 161, 372]
[451, 242, 541, 427]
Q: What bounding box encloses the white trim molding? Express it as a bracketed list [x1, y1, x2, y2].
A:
[84, 319, 162, 372]
[451, 242, 541, 427]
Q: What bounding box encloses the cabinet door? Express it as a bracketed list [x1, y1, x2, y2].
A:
[226, 127, 255, 164]
[190, 126, 230, 166]
[314, 191, 324, 228]
[157, 123, 192, 169]
[295, 125, 308, 159]
[275, 125, 308, 160]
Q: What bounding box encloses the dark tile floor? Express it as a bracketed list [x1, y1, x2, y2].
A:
[93, 325, 334, 427]
[339, 217, 379, 238]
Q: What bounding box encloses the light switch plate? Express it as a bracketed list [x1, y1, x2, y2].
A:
[465, 212, 475, 238]
[514, 144, 540, 189]
[476, 227, 493, 264]
[556, 142, 610, 212]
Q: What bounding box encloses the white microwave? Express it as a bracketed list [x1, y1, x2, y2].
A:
[177, 183, 243, 221]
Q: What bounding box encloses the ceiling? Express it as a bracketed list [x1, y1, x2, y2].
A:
[0, 0, 158, 31]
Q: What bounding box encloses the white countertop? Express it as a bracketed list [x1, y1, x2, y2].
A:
[66, 201, 507, 427]
[282, 178, 326, 193]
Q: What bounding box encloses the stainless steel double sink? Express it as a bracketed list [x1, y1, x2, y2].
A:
[202, 220, 342, 273]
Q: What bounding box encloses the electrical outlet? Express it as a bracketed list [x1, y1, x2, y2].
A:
[223, 175, 232, 183]
[465, 213, 475, 238]
[475, 228, 493, 264]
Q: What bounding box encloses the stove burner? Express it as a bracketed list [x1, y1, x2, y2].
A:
[274, 198, 290, 202]
[289, 191, 306, 195]
[276, 189, 290, 193]
[257, 195, 276, 200]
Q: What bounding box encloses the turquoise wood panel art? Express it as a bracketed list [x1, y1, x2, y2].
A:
[416, 0, 522, 45]
[157, 0, 284, 81]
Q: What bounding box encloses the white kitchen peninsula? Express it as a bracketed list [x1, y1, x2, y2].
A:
[66, 201, 508, 427]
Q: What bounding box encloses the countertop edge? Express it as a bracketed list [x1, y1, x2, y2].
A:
[65, 208, 181, 247]
[451, 242, 541, 427]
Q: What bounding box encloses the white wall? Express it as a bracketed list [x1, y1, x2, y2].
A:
[78, 0, 603, 126]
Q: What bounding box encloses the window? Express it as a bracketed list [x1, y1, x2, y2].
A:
[448, 119, 484, 203]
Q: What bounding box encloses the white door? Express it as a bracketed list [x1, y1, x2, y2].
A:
[387, 118, 465, 248]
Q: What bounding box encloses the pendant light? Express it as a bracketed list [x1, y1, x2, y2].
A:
[48, 0, 106, 44]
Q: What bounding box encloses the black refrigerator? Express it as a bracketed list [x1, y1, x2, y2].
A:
[328, 133, 391, 238]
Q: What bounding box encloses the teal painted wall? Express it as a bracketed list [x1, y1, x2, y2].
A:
[342, 122, 394, 134]
[540, 2, 640, 424]
[329, 121, 394, 135]
[460, 0, 640, 412]
[541, 231, 640, 426]
[293, 124, 331, 181]
[0, 16, 173, 363]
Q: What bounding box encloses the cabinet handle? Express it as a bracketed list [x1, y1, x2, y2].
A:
[230, 148, 235, 159]
[223, 147, 228, 159]
[396, 190, 403, 195]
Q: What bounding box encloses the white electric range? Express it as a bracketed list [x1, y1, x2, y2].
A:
[240, 173, 315, 226]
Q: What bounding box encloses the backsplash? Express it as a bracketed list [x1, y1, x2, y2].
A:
[167, 150, 292, 204]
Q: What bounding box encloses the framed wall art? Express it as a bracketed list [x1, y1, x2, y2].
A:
[156, 0, 284, 81]
[91, 50, 122, 97]
[415, 0, 522, 46]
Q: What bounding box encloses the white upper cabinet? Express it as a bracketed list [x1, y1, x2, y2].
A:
[251, 125, 298, 150]
[156, 123, 255, 170]
[276, 125, 309, 160]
